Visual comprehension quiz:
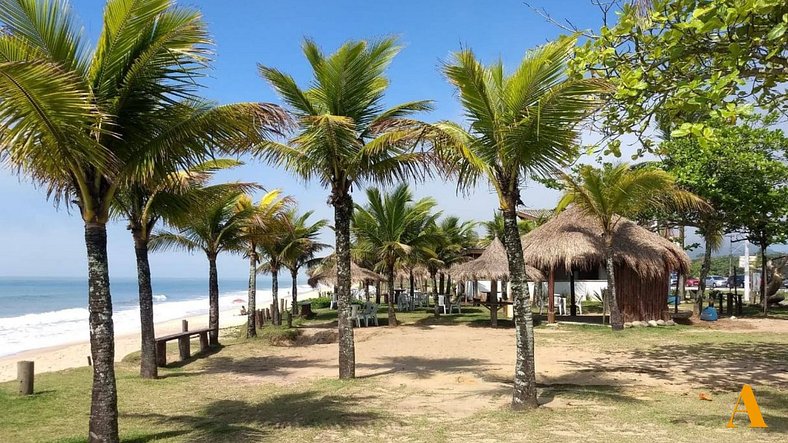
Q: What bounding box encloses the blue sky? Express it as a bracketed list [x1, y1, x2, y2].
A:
[0, 0, 732, 280]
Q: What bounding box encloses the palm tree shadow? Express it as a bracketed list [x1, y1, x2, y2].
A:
[125, 390, 381, 442]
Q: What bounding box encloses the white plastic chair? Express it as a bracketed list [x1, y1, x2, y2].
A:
[438, 295, 448, 314]
[349, 304, 361, 327]
[361, 301, 379, 326]
[553, 294, 566, 316]
[329, 292, 338, 310]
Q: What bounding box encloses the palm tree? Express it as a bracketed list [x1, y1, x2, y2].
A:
[0, 1, 284, 438]
[425, 217, 478, 317]
[113, 159, 242, 378]
[480, 212, 542, 247]
[280, 208, 329, 316]
[258, 38, 435, 378]
[352, 184, 439, 326]
[236, 191, 291, 337]
[557, 163, 705, 330]
[436, 37, 611, 409]
[256, 219, 292, 326]
[150, 189, 256, 344]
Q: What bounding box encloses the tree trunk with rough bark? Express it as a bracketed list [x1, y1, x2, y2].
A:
[697, 236, 713, 316]
[605, 235, 623, 330]
[132, 228, 157, 379]
[271, 266, 280, 326]
[291, 268, 299, 316]
[334, 192, 355, 379]
[678, 227, 686, 302]
[501, 204, 538, 410]
[386, 263, 398, 326]
[85, 222, 119, 442]
[247, 251, 257, 338]
[439, 272, 445, 295]
[375, 279, 381, 304]
[490, 278, 498, 327]
[207, 252, 220, 345]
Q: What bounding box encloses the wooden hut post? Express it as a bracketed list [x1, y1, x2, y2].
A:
[490, 279, 498, 327]
[547, 269, 556, 324]
[569, 271, 577, 316]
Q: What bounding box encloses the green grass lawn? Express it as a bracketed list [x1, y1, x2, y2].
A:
[1, 305, 786, 442]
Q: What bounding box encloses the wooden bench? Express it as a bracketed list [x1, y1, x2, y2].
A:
[155, 324, 216, 367]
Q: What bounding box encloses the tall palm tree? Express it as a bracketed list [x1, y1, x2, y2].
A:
[436, 37, 611, 409]
[425, 217, 478, 317]
[150, 189, 256, 344]
[258, 38, 435, 378]
[0, 1, 284, 439]
[236, 191, 291, 337]
[557, 163, 705, 330]
[280, 208, 329, 316]
[352, 184, 439, 326]
[113, 159, 242, 378]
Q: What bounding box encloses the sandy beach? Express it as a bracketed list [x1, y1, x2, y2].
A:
[0, 289, 318, 382]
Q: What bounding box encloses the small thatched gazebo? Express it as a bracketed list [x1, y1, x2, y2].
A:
[521, 207, 690, 322]
[307, 259, 381, 288]
[449, 237, 545, 325]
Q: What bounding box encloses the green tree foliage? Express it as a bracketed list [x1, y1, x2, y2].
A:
[572, 0, 788, 153]
[352, 184, 439, 326]
[662, 118, 788, 313]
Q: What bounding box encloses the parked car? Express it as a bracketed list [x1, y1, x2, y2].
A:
[727, 275, 745, 288]
[705, 275, 728, 288]
[686, 277, 700, 287]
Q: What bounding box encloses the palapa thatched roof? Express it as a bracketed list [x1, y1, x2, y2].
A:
[520, 207, 690, 278]
[448, 237, 545, 281]
[396, 265, 430, 280]
[307, 257, 382, 288]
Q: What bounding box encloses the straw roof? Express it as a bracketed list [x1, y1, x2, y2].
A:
[396, 265, 430, 280]
[307, 258, 382, 287]
[520, 207, 690, 278]
[448, 237, 545, 281]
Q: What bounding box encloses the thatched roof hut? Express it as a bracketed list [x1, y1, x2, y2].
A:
[307, 258, 381, 288]
[449, 237, 545, 281]
[520, 207, 690, 321]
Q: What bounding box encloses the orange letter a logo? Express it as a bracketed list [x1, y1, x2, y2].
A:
[727, 384, 767, 428]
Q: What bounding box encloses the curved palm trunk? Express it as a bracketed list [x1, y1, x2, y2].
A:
[334, 192, 356, 379]
[386, 263, 398, 326]
[247, 251, 257, 338]
[697, 236, 713, 316]
[501, 205, 538, 410]
[291, 268, 299, 316]
[431, 271, 440, 318]
[85, 222, 119, 442]
[271, 266, 280, 326]
[207, 252, 220, 345]
[132, 229, 157, 379]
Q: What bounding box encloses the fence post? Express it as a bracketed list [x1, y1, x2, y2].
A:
[17, 361, 34, 396]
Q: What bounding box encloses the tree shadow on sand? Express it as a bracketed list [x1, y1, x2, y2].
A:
[198, 355, 333, 378]
[125, 390, 381, 442]
[559, 342, 787, 391]
[357, 355, 492, 378]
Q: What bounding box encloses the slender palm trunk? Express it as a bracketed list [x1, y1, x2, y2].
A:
[501, 204, 538, 410]
[439, 272, 445, 294]
[247, 251, 257, 338]
[605, 246, 624, 331]
[132, 229, 157, 379]
[291, 268, 299, 315]
[386, 263, 398, 326]
[334, 192, 355, 379]
[678, 227, 686, 302]
[375, 280, 381, 304]
[85, 222, 119, 442]
[364, 279, 370, 302]
[409, 269, 415, 310]
[761, 240, 768, 316]
[207, 252, 219, 345]
[697, 236, 713, 316]
[490, 278, 498, 327]
[271, 266, 280, 325]
[431, 271, 440, 318]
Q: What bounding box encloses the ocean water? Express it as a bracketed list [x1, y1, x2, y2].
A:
[0, 276, 308, 357]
